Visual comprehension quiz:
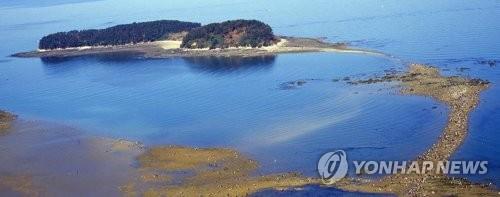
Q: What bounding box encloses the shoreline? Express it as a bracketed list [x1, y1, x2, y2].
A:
[335, 64, 496, 196]
[11, 36, 390, 59]
[0, 65, 496, 195]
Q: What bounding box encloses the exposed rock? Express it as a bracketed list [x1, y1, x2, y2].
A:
[0, 111, 15, 135]
[336, 64, 496, 196]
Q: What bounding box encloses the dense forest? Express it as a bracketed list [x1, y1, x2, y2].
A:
[39, 20, 201, 49]
[38, 19, 278, 50]
[181, 20, 278, 49]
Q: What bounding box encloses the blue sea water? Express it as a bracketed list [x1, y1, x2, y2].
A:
[0, 0, 499, 191]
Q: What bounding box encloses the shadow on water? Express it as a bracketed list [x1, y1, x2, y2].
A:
[182, 55, 276, 74]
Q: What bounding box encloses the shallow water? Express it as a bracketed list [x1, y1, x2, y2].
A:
[0, 119, 140, 196]
[252, 185, 395, 197]
[0, 0, 499, 191]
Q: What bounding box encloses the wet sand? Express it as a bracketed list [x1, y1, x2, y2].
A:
[0, 119, 144, 196]
[12, 37, 388, 59]
[336, 64, 497, 196]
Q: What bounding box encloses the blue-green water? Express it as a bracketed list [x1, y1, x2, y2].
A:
[0, 0, 499, 189]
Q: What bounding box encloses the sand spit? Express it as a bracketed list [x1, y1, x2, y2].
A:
[336, 64, 496, 196]
[12, 37, 388, 59]
[122, 146, 317, 196]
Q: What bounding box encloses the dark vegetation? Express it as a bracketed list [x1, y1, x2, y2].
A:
[38, 19, 278, 50]
[181, 20, 278, 49]
[39, 20, 201, 49]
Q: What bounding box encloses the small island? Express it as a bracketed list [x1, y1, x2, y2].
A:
[13, 19, 383, 58]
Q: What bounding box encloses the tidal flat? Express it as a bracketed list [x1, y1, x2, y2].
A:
[1, 64, 496, 196]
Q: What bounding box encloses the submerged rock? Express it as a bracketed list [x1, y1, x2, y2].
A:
[279, 79, 308, 90]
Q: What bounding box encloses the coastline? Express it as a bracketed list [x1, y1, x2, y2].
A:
[12, 36, 389, 59]
[0, 117, 317, 196]
[0, 64, 498, 196]
[335, 64, 496, 196]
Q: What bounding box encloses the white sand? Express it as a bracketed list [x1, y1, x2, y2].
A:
[155, 40, 182, 49]
[262, 38, 288, 52]
[154, 39, 289, 52]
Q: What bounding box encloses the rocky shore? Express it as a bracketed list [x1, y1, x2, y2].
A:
[336, 64, 497, 196]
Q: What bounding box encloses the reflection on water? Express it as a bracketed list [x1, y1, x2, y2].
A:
[41, 53, 277, 75]
[183, 55, 276, 74]
[40, 51, 147, 64]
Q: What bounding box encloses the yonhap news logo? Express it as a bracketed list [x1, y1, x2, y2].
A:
[318, 150, 488, 185]
[317, 150, 348, 184]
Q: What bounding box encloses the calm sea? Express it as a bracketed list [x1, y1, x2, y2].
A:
[0, 0, 499, 188]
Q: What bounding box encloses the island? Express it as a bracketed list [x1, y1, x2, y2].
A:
[13, 19, 384, 58]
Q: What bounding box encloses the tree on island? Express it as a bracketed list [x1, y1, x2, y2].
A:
[181, 20, 279, 49]
[39, 20, 201, 49]
[38, 19, 279, 50]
